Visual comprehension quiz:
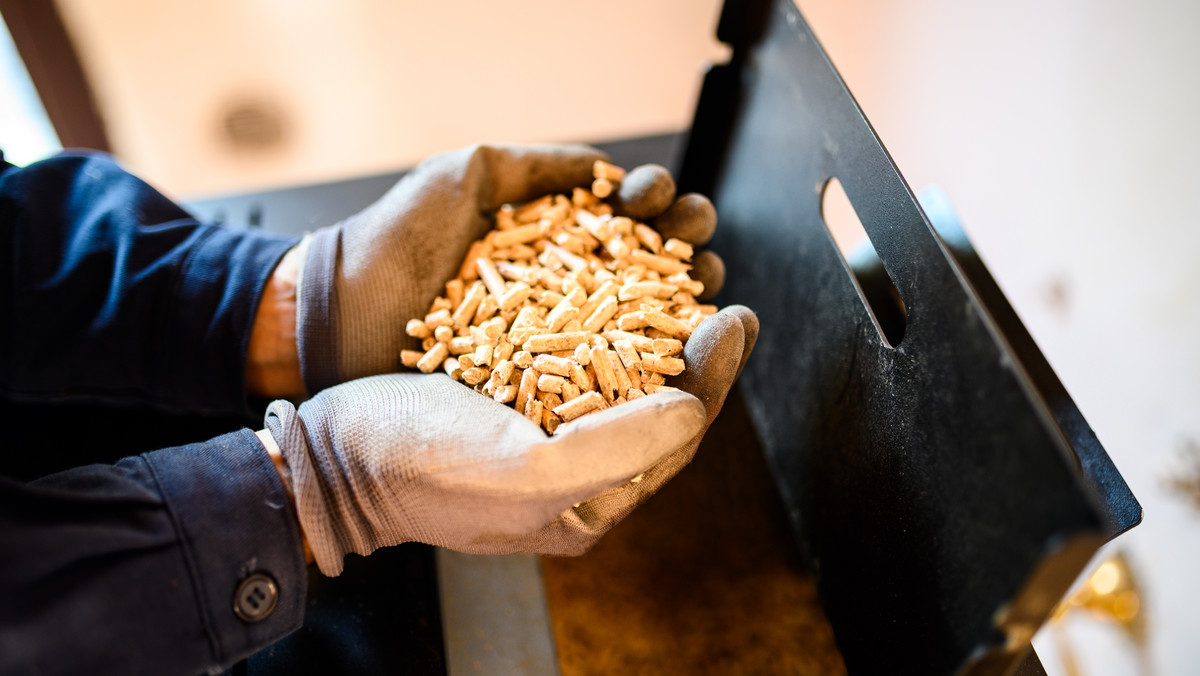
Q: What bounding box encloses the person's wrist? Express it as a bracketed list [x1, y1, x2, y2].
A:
[257, 428, 315, 565]
[247, 244, 306, 399]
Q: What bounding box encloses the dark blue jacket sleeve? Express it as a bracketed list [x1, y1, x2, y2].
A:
[0, 430, 309, 676]
[0, 152, 309, 674]
[0, 150, 296, 416]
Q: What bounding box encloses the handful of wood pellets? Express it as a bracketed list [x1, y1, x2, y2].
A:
[401, 161, 716, 434]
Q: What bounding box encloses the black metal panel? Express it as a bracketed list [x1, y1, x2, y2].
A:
[679, 1, 1140, 674]
[917, 187, 1142, 537]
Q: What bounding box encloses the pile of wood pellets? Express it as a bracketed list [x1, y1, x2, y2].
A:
[401, 161, 716, 434]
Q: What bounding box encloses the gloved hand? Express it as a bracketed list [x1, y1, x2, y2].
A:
[293, 143, 726, 394]
[264, 305, 756, 575]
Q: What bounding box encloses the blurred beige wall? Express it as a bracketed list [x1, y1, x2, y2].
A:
[57, 0, 727, 199]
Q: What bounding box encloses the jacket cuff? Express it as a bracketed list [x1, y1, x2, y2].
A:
[144, 429, 308, 671]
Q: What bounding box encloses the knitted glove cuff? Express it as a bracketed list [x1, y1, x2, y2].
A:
[265, 398, 348, 576]
[296, 225, 343, 394]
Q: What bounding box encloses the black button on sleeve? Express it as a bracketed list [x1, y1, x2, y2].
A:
[234, 573, 279, 622]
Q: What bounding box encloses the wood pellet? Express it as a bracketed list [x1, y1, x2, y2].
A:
[402, 160, 716, 434]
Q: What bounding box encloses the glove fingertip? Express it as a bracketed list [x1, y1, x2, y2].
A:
[552, 390, 704, 467]
[692, 250, 726, 301]
[612, 164, 676, 220]
[653, 193, 717, 245]
[719, 305, 760, 377]
[671, 310, 747, 424]
[557, 389, 705, 442]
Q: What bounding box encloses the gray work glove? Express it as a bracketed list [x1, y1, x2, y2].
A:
[295, 143, 725, 393]
[264, 306, 756, 575]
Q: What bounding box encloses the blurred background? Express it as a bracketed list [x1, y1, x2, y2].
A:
[2, 0, 1197, 673]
